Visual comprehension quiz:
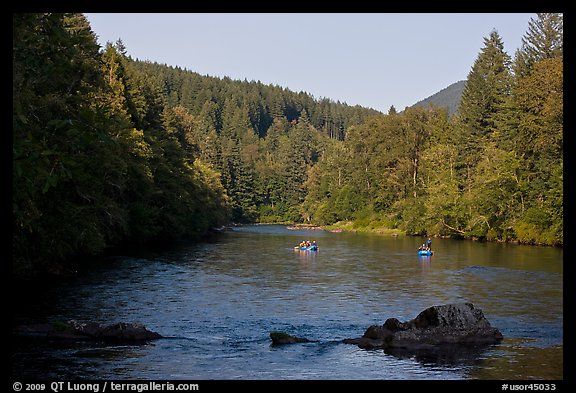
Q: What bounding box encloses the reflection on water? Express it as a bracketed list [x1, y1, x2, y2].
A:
[384, 343, 493, 367]
[13, 224, 563, 380]
[469, 344, 563, 380]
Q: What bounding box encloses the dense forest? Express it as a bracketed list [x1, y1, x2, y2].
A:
[13, 13, 563, 276]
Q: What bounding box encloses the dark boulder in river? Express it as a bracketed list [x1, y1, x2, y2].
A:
[15, 320, 162, 342]
[343, 303, 502, 351]
[270, 331, 315, 345]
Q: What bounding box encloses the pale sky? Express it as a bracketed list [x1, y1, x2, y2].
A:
[85, 13, 535, 113]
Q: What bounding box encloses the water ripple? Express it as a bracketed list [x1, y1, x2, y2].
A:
[12, 225, 563, 380]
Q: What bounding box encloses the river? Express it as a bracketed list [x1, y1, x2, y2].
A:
[12, 224, 563, 380]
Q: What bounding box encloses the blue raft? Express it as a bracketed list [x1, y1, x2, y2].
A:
[418, 250, 433, 256]
[296, 245, 319, 251]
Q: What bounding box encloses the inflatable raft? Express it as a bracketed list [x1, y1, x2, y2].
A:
[295, 245, 319, 251]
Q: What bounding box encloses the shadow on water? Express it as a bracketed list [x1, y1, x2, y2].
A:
[12, 336, 151, 379]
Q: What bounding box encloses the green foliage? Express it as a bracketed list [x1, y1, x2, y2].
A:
[457, 30, 513, 193]
[13, 13, 563, 278]
[514, 207, 560, 245]
[13, 13, 232, 275]
[463, 143, 522, 240]
[13, 13, 127, 273]
[392, 198, 428, 235]
[514, 13, 563, 78]
[301, 22, 561, 247]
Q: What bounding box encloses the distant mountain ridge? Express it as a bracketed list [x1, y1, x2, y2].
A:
[411, 80, 466, 116]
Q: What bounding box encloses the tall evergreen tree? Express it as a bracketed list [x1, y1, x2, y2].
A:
[514, 13, 563, 78]
[457, 30, 512, 190]
[501, 13, 563, 245]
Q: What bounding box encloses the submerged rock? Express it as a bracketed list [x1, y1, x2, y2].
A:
[270, 331, 315, 345]
[343, 303, 502, 350]
[15, 320, 162, 342]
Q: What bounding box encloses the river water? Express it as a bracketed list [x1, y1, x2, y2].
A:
[12, 225, 563, 380]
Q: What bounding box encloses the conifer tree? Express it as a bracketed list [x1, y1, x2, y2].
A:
[457, 30, 512, 191]
[502, 13, 563, 245]
[514, 13, 563, 78]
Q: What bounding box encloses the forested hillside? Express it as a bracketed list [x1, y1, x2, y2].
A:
[12, 13, 378, 275]
[13, 13, 563, 276]
[412, 80, 466, 116]
[305, 19, 562, 246]
[126, 59, 381, 223]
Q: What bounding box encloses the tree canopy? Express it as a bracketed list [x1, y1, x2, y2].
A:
[13, 13, 563, 276]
